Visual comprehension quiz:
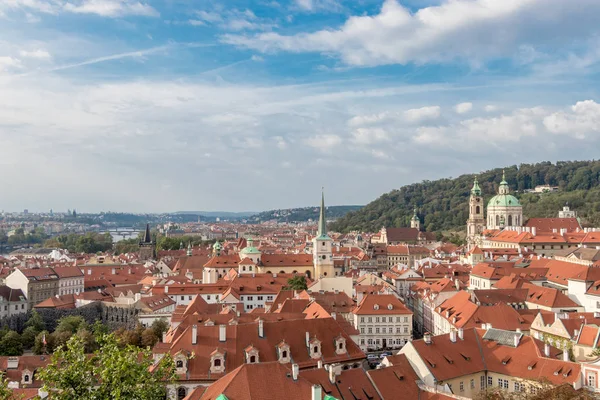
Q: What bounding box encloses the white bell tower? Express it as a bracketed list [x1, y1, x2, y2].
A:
[312, 189, 334, 278]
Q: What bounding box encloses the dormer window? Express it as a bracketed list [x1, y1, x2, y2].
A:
[278, 341, 291, 364]
[174, 354, 187, 374]
[387, 304, 393, 310]
[24, 375, 29, 382]
[335, 336, 346, 355]
[309, 339, 322, 359]
[210, 350, 226, 374]
[374, 304, 380, 310]
[245, 346, 259, 364]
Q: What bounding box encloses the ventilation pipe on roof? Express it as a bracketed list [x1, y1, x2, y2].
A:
[162, 332, 167, 343]
[306, 331, 310, 347]
[192, 325, 197, 345]
[449, 329, 457, 343]
[328, 365, 337, 384]
[531, 227, 537, 237]
[423, 333, 432, 345]
[219, 324, 226, 342]
[486, 323, 492, 330]
[317, 360, 323, 369]
[458, 328, 464, 340]
[544, 343, 550, 357]
[331, 312, 337, 320]
[258, 319, 264, 338]
[563, 346, 569, 362]
[513, 334, 520, 348]
[291, 363, 299, 380]
[311, 385, 322, 400]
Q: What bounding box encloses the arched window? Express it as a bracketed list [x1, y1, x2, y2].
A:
[313, 346, 318, 354]
[282, 350, 288, 358]
[496, 215, 500, 226]
[176, 360, 184, 368]
[475, 206, 480, 214]
[279, 270, 285, 274]
[305, 270, 311, 279]
[249, 266, 252, 271]
[242, 266, 246, 271]
[250, 355, 256, 363]
[177, 387, 187, 400]
[338, 342, 343, 350]
[214, 358, 221, 367]
[24, 375, 29, 383]
[508, 215, 513, 226]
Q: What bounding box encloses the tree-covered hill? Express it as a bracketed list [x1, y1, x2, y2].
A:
[330, 161, 600, 233]
[248, 205, 363, 223]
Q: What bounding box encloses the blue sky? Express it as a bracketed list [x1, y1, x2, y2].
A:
[1, 0, 600, 213]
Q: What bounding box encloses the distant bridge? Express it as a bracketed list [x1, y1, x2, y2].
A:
[99, 228, 142, 239]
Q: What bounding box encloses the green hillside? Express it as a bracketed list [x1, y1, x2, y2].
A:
[330, 161, 600, 233]
[248, 205, 363, 223]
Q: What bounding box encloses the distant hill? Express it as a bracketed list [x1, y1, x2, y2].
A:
[330, 160, 600, 233]
[173, 211, 257, 219]
[248, 205, 363, 223]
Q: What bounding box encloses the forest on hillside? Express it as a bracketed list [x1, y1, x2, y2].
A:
[248, 205, 362, 223]
[329, 161, 600, 233]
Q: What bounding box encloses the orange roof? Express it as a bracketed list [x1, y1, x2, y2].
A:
[353, 294, 412, 315]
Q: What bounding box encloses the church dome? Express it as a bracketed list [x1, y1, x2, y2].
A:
[487, 194, 521, 207]
[240, 238, 260, 255]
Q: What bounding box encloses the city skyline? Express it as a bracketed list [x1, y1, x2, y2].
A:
[1, 0, 600, 212]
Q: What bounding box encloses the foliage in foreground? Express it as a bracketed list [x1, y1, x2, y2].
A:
[38, 333, 176, 400]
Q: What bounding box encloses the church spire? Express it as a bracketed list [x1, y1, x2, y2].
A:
[187, 242, 192, 257]
[471, 177, 482, 196]
[143, 223, 151, 243]
[317, 188, 329, 239]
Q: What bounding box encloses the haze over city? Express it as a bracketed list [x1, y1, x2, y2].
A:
[1, 0, 600, 212]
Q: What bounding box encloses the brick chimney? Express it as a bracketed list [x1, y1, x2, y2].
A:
[192, 325, 197, 345]
[219, 324, 226, 342]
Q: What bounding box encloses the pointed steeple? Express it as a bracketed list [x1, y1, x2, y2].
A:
[317, 188, 330, 240]
[143, 223, 151, 243]
[187, 242, 192, 257]
[498, 169, 510, 195]
[471, 177, 482, 196]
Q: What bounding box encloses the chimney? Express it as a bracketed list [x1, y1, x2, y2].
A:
[111, 268, 116, 275]
[513, 334, 520, 347]
[192, 325, 197, 345]
[331, 312, 337, 320]
[292, 363, 299, 381]
[574, 329, 580, 338]
[312, 385, 322, 400]
[87, 269, 91, 275]
[162, 332, 167, 343]
[6, 357, 18, 369]
[449, 329, 457, 343]
[164, 286, 169, 293]
[258, 319, 264, 338]
[423, 333, 432, 345]
[486, 323, 492, 330]
[544, 343, 550, 357]
[306, 331, 310, 347]
[532, 227, 536, 237]
[317, 360, 323, 369]
[328, 365, 336, 384]
[458, 328, 464, 340]
[563, 346, 569, 362]
[219, 325, 227, 342]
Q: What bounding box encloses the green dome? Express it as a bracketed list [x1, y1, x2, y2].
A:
[487, 194, 521, 207]
[213, 241, 222, 250]
[240, 238, 260, 255]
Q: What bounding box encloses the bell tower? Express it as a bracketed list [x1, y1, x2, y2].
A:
[467, 178, 485, 248]
[410, 208, 420, 230]
[312, 189, 334, 278]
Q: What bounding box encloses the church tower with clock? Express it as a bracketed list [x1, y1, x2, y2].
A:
[467, 177, 485, 248]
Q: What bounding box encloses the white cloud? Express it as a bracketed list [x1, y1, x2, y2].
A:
[63, 0, 158, 17]
[351, 127, 390, 144]
[0, 0, 158, 17]
[404, 106, 440, 122]
[305, 134, 342, 150]
[192, 8, 275, 31]
[19, 49, 51, 59]
[222, 0, 600, 67]
[484, 105, 497, 112]
[459, 107, 545, 141]
[347, 112, 389, 127]
[454, 102, 473, 114]
[274, 136, 287, 149]
[0, 56, 22, 72]
[295, 0, 313, 10]
[543, 100, 600, 139]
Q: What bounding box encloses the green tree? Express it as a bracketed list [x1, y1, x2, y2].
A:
[39, 333, 176, 400]
[0, 373, 15, 400]
[25, 310, 46, 332]
[33, 330, 53, 355]
[151, 319, 169, 341]
[286, 276, 308, 291]
[55, 316, 86, 335]
[0, 331, 23, 356]
[21, 326, 38, 349]
[141, 328, 158, 348]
